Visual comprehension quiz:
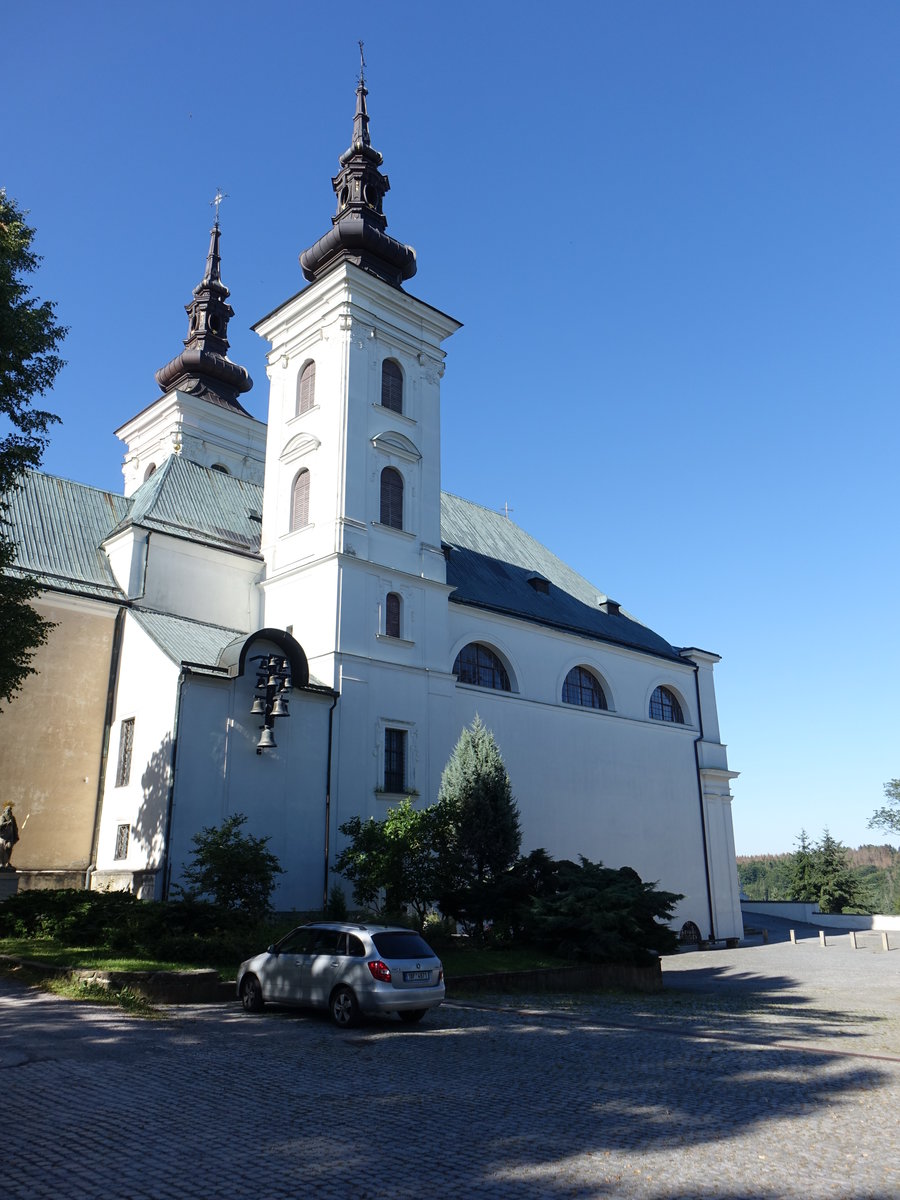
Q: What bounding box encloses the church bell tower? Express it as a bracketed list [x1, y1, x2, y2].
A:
[255, 58, 460, 688]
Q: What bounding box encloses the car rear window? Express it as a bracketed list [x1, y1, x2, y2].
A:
[371, 931, 437, 959]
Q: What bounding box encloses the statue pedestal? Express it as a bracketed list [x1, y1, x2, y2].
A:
[0, 871, 19, 902]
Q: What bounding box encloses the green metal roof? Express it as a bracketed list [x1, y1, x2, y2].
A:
[3, 472, 128, 599]
[113, 456, 263, 555]
[440, 492, 682, 662]
[129, 608, 245, 668]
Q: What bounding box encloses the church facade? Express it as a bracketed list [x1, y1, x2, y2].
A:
[0, 74, 743, 941]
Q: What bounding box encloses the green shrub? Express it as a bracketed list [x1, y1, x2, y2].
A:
[528, 858, 682, 966]
[178, 813, 283, 919]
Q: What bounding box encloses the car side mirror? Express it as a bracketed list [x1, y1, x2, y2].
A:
[267, 944, 276, 955]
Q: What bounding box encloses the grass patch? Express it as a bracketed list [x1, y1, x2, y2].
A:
[0, 957, 160, 1016]
[0, 937, 242, 979]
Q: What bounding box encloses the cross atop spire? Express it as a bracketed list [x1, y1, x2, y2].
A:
[210, 188, 228, 228]
[358, 39, 366, 87]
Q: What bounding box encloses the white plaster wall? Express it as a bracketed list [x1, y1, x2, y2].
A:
[322, 598, 740, 940]
[138, 532, 262, 631]
[94, 614, 180, 884]
[167, 648, 335, 912]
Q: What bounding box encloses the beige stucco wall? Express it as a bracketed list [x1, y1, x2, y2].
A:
[0, 592, 119, 875]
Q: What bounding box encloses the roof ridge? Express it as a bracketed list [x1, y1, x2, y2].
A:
[131, 606, 245, 635]
[22, 467, 126, 502]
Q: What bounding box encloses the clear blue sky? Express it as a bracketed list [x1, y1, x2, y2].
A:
[4, 2, 898, 855]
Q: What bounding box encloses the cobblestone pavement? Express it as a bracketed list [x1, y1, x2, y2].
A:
[2, 938, 898, 1199]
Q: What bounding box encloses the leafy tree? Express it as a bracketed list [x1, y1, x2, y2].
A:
[434, 716, 521, 937]
[0, 190, 65, 707]
[528, 857, 682, 966]
[179, 813, 283, 919]
[869, 779, 900, 839]
[335, 798, 440, 925]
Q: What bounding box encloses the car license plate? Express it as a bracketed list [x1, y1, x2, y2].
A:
[403, 970, 430, 982]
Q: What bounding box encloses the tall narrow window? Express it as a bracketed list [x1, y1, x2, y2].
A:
[453, 643, 511, 691]
[380, 467, 403, 529]
[384, 728, 407, 793]
[563, 666, 608, 710]
[385, 592, 401, 638]
[291, 469, 310, 530]
[650, 685, 684, 724]
[297, 361, 316, 414]
[381, 359, 403, 413]
[115, 718, 135, 787]
[114, 824, 130, 860]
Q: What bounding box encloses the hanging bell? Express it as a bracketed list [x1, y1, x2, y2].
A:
[256, 725, 277, 751]
[280, 677, 292, 693]
[271, 694, 290, 718]
[250, 696, 266, 716]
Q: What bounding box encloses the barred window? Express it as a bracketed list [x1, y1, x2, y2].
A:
[453, 643, 511, 691]
[385, 592, 401, 638]
[650, 686, 684, 724]
[291, 469, 310, 530]
[114, 823, 130, 860]
[297, 361, 316, 414]
[563, 666, 608, 710]
[381, 359, 403, 413]
[115, 718, 135, 787]
[380, 467, 403, 529]
[384, 728, 407, 793]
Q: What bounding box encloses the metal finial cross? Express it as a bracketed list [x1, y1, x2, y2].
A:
[358, 40, 366, 86]
[502, 502, 514, 520]
[210, 188, 228, 226]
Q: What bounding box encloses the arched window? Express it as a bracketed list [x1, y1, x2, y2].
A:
[143, 463, 157, 482]
[297, 361, 316, 415]
[385, 592, 401, 638]
[562, 666, 608, 710]
[650, 685, 684, 724]
[380, 467, 403, 529]
[290, 469, 310, 531]
[453, 643, 511, 691]
[211, 463, 230, 474]
[381, 359, 403, 413]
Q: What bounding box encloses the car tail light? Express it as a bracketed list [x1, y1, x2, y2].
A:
[367, 960, 392, 982]
[438, 969, 444, 984]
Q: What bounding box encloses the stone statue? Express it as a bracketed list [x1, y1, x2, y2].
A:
[0, 805, 19, 870]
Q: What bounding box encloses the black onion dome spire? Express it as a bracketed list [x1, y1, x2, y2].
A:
[155, 217, 253, 413]
[300, 53, 416, 288]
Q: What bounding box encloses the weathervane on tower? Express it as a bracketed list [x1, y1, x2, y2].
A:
[358, 39, 366, 87]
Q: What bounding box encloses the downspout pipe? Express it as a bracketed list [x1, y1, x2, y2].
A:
[88, 604, 127, 889]
[690, 660, 716, 942]
[322, 692, 339, 911]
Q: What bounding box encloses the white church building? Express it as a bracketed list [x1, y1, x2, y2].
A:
[1, 72, 743, 942]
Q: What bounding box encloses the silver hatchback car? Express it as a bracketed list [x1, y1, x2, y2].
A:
[236, 922, 446, 1027]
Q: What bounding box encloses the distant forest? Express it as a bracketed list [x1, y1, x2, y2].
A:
[737, 844, 900, 914]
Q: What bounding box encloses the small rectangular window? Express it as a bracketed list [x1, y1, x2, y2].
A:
[384, 728, 407, 793]
[115, 718, 135, 787]
[114, 823, 130, 860]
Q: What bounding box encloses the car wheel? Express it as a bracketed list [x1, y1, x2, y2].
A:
[329, 985, 360, 1028]
[240, 975, 264, 1013]
[399, 1008, 427, 1025]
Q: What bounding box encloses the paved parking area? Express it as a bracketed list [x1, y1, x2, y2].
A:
[2, 938, 898, 1199]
